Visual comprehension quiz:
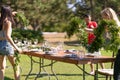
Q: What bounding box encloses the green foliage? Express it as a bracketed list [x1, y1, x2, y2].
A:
[15, 12, 29, 27]
[76, 21, 87, 47]
[14, 51, 20, 67]
[65, 17, 81, 38]
[65, 17, 87, 46]
[14, 0, 71, 31]
[1, 0, 120, 32]
[88, 19, 120, 53]
[12, 29, 43, 43]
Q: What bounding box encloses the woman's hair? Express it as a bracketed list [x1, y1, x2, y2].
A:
[101, 8, 120, 27]
[0, 5, 15, 30]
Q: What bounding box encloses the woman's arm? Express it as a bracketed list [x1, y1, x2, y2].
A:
[85, 27, 94, 33]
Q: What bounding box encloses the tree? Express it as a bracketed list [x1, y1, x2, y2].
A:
[0, 0, 120, 32]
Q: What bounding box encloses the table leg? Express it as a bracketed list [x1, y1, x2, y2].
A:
[94, 63, 98, 80]
[76, 64, 95, 80]
[41, 58, 51, 80]
[25, 56, 33, 80]
[35, 58, 42, 80]
[35, 58, 50, 80]
[83, 64, 85, 80]
[76, 65, 86, 80]
[51, 60, 58, 80]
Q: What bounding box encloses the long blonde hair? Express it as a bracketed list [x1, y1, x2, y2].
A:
[101, 8, 120, 27]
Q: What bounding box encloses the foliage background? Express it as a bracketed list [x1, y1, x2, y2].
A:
[0, 0, 120, 32]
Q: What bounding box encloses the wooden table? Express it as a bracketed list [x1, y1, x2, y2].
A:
[22, 51, 115, 80]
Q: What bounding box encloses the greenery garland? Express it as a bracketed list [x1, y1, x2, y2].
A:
[13, 12, 29, 66]
[66, 17, 81, 38]
[15, 12, 29, 27]
[88, 19, 120, 53]
[65, 17, 88, 46]
[14, 51, 20, 70]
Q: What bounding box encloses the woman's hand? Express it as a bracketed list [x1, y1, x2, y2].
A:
[12, 11, 17, 16]
[17, 48, 23, 54]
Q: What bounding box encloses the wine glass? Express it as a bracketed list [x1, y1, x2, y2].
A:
[57, 42, 64, 50]
[34, 39, 38, 45]
[57, 41, 64, 53]
[23, 38, 28, 45]
[17, 39, 22, 47]
[28, 40, 32, 45]
[14, 38, 18, 43]
[77, 50, 85, 59]
[41, 40, 48, 52]
[94, 51, 101, 57]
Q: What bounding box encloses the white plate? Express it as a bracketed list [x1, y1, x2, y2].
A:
[29, 49, 42, 52]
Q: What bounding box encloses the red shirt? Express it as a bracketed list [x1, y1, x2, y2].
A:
[87, 21, 97, 44]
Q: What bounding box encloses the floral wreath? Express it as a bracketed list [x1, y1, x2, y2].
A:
[88, 19, 120, 53]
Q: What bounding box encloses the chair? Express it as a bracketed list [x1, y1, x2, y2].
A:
[97, 69, 113, 80]
[95, 52, 114, 80]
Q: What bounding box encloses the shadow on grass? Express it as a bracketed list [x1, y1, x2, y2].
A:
[4, 76, 14, 80]
[50, 73, 83, 76]
[22, 73, 90, 79]
[64, 40, 80, 46]
[22, 73, 83, 77]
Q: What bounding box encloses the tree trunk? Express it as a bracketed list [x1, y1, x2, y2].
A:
[90, 0, 94, 19]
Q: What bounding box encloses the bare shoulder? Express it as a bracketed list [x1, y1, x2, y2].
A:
[4, 20, 11, 25]
[3, 20, 12, 30]
[4, 20, 12, 27]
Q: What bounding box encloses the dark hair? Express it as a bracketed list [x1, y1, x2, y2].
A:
[83, 14, 91, 18]
[0, 5, 15, 30]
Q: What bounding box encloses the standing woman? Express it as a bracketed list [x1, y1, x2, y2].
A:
[101, 8, 120, 80]
[0, 5, 22, 80]
[101, 8, 120, 27]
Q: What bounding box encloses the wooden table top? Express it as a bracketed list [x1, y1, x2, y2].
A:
[22, 51, 115, 65]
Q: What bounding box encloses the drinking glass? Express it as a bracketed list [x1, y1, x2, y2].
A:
[34, 39, 38, 45]
[23, 38, 28, 45]
[77, 50, 85, 59]
[42, 40, 49, 52]
[28, 40, 32, 46]
[27, 40, 32, 50]
[94, 51, 101, 57]
[57, 42, 64, 50]
[57, 41, 64, 54]
[17, 40, 22, 48]
[14, 38, 18, 43]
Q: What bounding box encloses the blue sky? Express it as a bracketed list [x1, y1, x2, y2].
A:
[67, 0, 85, 12]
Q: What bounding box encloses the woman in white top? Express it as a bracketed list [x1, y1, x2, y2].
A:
[0, 5, 22, 80]
[101, 7, 120, 80]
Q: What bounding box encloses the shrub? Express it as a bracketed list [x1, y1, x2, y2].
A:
[12, 29, 44, 43]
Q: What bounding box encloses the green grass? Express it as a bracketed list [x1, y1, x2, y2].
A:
[4, 45, 114, 80]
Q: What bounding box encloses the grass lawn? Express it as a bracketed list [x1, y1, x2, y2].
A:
[4, 44, 114, 80]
